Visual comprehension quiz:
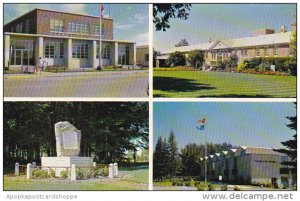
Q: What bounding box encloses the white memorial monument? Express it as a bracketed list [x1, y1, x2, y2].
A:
[41, 121, 93, 177]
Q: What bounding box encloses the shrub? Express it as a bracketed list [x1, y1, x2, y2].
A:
[184, 181, 191, 186]
[49, 169, 56, 178]
[237, 62, 246, 71]
[32, 169, 49, 179]
[194, 181, 200, 187]
[166, 51, 186, 67]
[208, 183, 216, 191]
[234, 185, 241, 191]
[176, 180, 184, 186]
[76, 169, 85, 180]
[60, 170, 69, 179]
[221, 184, 228, 191]
[197, 182, 207, 191]
[172, 180, 177, 186]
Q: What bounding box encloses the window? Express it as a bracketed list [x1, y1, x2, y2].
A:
[256, 48, 260, 57]
[118, 45, 130, 65]
[145, 54, 149, 62]
[50, 19, 64, 33]
[44, 44, 55, 58]
[96, 44, 111, 59]
[92, 25, 104, 37]
[68, 22, 89, 34]
[25, 20, 30, 33]
[72, 43, 89, 58]
[59, 43, 64, 58]
[274, 47, 279, 56]
[264, 47, 269, 56]
[16, 23, 23, 33]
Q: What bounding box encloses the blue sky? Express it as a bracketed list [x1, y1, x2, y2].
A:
[154, 4, 296, 52]
[154, 102, 296, 149]
[4, 3, 148, 45]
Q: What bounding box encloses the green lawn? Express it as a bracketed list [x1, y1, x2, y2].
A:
[4, 166, 148, 191]
[153, 71, 296, 98]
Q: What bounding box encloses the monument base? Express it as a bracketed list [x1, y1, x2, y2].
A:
[41, 156, 93, 177]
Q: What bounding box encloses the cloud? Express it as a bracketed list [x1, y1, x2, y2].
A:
[135, 32, 149, 45]
[61, 4, 87, 15]
[134, 13, 147, 23]
[114, 23, 135, 30]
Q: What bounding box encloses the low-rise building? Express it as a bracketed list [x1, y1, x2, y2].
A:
[156, 24, 296, 68]
[136, 45, 149, 67]
[4, 8, 136, 70]
[200, 146, 295, 187]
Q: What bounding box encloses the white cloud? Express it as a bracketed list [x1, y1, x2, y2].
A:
[134, 32, 149, 45]
[61, 4, 87, 15]
[114, 23, 135, 30]
[134, 13, 147, 23]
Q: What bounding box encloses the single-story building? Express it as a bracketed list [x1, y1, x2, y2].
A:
[136, 45, 149, 67]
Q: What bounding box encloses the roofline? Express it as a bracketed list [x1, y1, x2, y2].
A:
[4, 7, 113, 26]
[4, 32, 135, 44]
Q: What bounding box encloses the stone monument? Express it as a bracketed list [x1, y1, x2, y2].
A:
[41, 121, 93, 177]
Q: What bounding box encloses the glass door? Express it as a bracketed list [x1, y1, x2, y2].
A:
[15, 50, 22, 65]
[23, 50, 29, 66]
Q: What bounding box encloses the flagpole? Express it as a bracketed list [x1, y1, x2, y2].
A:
[99, 4, 102, 68]
[205, 133, 207, 185]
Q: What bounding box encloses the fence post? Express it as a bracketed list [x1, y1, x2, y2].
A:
[113, 163, 118, 177]
[26, 163, 32, 179]
[93, 162, 96, 167]
[109, 163, 114, 178]
[15, 162, 19, 176]
[71, 164, 76, 181]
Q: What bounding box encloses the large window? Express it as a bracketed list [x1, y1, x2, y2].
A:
[118, 45, 130, 65]
[50, 19, 64, 33]
[145, 54, 149, 62]
[68, 22, 89, 34]
[92, 25, 104, 37]
[264, 47, 269, 56]
[44, 44, 55, 58]
[96, 44, 111, 59]
[274, 46, 279, 56]
[72, 43, 89, 58]
[44, 40, 64, 59]
[256, 48, 260, 57]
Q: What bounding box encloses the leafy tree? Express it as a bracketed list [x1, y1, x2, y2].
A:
[175, 38, 189, 47]
[274, 103, 297, 170]
[187, 49, 205, 68]
[166, 51, 186, 67]
[153, 4, 192, 31]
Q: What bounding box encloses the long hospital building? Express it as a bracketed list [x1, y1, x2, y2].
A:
[199, 146, 296, 187]
[156, 23, 296, 67]
[4, 8, 136, 70]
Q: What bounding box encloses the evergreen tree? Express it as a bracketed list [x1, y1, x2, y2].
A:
[153, 137, 171, 181]
[168, 130, 180, 177]
[275, 103, 297, 169]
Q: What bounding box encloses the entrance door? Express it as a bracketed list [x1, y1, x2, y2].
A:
[13, 49, 30, 66]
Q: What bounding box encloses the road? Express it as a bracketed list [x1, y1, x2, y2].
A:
[4, 70, 149, 97]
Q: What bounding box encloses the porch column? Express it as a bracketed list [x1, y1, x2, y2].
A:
[114, 42, 118, 66]
[92, 40, 97, 68]
[66, 38, 72, 69]
[4, 33, 10, 68]
[35, 36, 43, 60]
[133, 43, 136, 65]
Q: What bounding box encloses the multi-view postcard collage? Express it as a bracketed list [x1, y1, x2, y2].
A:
[1, 2, 297, 193]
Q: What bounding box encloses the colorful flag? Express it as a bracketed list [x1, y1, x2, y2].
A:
[196, 125, 205, 131]
[198, 118, 206, 124]
[100, 4, 104, 18]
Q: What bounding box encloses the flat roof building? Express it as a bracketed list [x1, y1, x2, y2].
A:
[4, 8, 136, 70]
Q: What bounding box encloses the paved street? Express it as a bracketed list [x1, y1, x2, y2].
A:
[4, 70, 149, 97]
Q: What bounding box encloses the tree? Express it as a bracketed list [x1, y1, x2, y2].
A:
[187, 49, 205, 68]
[153, 137, 171, 181]
[289, 31, 297, 75]
[175, 38, 189, 47]
[168, 130, 181, 177]
[166, 51, 186, 67]
[153, 4, 192, 31]
[274, 103, 297, 170]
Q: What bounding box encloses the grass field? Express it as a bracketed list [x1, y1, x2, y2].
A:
[4, 166, 148, 191]
[153, 71, 296, 98]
